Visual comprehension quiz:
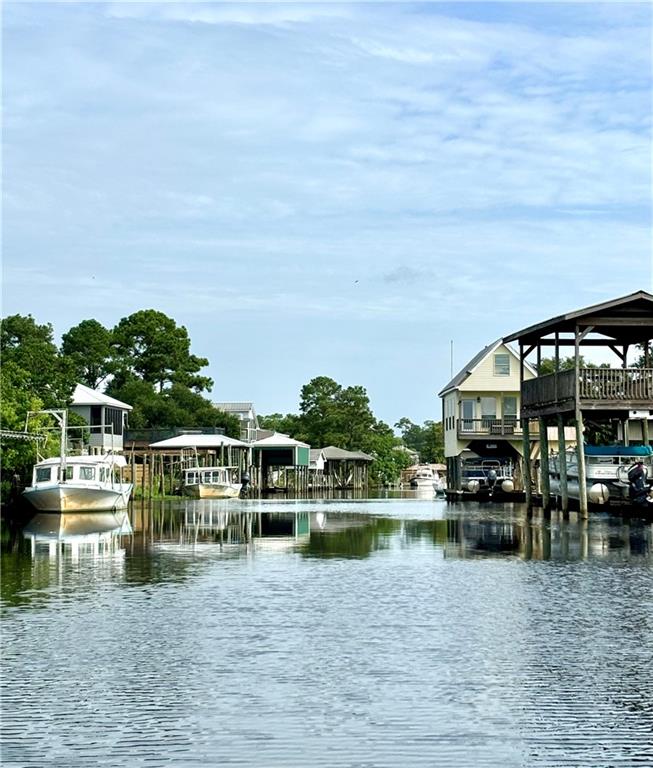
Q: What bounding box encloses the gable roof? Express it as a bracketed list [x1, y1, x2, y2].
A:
[252, 433, 310, 448]
[213, 402, 255, 414]
[71, 383, 133, 411]
[504, 290, 653, 345]
[437, 341, 531, 397]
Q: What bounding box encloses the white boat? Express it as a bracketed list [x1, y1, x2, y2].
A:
[182, 466, 242, 499]
[549, 445, 653, 507]
[409, 466, 445, 493]
[23, 454, 133, 512]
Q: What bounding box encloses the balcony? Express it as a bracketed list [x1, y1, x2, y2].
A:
[522, 368, 653, 417]
[457, 418, 522, 439]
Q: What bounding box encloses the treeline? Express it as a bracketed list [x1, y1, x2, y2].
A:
[1, 310, 444, 493]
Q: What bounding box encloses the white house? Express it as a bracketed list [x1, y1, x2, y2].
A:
[70, 383, 132, 453]
[213, 401, 260, 442]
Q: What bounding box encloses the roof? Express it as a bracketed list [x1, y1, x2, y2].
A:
[438, 340, 531, 396]
[252, 433, 310, 448]
[213, 402, 255, 413]
[322, 446, 374, 462]
[37, 454, 128, 467]
[503, 291, 653, 346]
[149, 434, 249, 449]
[309, 449, 326, 461]
[71, 383, 133, 411]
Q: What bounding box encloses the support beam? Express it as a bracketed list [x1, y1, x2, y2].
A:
[539, 417, 550, 510]
[523, 418, 532, 508]
[575, 411, 588, 519]
[557, 414, 569, 514]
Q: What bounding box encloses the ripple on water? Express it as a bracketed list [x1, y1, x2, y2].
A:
[2, 499, 653, 767]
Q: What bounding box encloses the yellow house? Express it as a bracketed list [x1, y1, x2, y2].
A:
[438, 341, 534, 493]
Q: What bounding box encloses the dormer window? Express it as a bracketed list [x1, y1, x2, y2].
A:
[494, 353, 510, 376]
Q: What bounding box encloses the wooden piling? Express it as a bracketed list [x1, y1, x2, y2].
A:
[557, 414, 569, 514]
[575, 411, 588, 519]
[523, 418, 532, 507]
[539, 417, 551, 511]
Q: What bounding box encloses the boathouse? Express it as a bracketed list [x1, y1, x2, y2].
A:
[503, 290, 653, 515]
[251, 433, 311, 492]
[321, 446, 374, 489]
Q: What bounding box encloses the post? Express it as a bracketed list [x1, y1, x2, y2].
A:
[539, 417, 550, 511]
[557, 414, 569, 514]
[575, 411, 588, 518]
[522, 418, 532, 507]
[643, 418, 650, 446]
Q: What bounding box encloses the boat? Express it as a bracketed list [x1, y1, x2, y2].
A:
[549, 445, 653, 508]
[23, 453, 133, 512]
[409, 465, 444, 493]
[182, 466, 242, 499]
[460, 457, 517, 498]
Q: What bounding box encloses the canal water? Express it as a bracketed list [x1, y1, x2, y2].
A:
[2, 496, 653, 767]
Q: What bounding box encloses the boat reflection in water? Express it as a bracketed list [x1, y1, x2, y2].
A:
[22, 510, 132, 561]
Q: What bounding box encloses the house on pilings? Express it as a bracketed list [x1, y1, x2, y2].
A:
[503, 290, 653, 516]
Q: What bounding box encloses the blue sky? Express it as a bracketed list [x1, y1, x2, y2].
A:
[3, 2, 652, 426]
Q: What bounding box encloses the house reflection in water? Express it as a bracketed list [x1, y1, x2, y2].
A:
[437, 513, 653, 562]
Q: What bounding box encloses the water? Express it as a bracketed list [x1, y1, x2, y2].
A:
[2, 496, 653, 767]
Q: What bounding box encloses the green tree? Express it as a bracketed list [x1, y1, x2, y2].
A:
[259, 412, 302, 435]
[365, 421, 412, 485]
[395, 418, 444, 463]
[61, 319, 113, 389]
[538, 355, 609, 375]
[111, 310, 212, 393]
[1, 314, 75, 407]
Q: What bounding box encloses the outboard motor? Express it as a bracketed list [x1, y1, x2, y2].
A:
[487, 468, 498, 488]
[628, 462, 652, 508]
[240, 471, 251, 498]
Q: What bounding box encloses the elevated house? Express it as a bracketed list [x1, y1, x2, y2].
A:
[213, 402, 260, 442]
[70, 384, 132, 453]
[503, 290, 653, 515]
[438, 341, 536, 491]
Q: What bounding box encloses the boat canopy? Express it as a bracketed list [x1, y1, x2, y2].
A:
[584, 445, 653, 456]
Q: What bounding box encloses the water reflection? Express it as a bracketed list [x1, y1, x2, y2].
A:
[2, 501, 652, 609]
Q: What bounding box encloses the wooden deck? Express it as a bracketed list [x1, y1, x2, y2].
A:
[522, 367, 653, 417]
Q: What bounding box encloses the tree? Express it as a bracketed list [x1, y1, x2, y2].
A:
[395, 418, 444, 463]
[111, 310, 212, 393]
[538, 355, 609, 375]
[366, 421, 412, 485]
[259, 412, 302, 435]
[1, 314, 75, 407]
[61, 319, 113, 389]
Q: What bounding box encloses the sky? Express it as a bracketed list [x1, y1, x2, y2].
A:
[3, 1, 652, 427]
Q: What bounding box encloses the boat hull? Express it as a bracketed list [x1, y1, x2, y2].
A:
[183, 483, 242, 499]
[23, 483, 133, 513]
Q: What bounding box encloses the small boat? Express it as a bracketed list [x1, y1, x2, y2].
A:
[23, 454, 133, 512]
[549, 445, 653, 507]
[182, 466, 242, 499]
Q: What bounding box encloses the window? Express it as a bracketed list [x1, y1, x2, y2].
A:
[58, 466, 73, 481]
[79, 466, 95, 481]
[494, 353, 510, 376]
[481, 397, 497, 428]
[503, 396, 517, 421]
[36, 467, 51, 482]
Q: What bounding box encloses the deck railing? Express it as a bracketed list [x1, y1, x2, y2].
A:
[457, 418, 522, 437]
[522, 368, 653, 410]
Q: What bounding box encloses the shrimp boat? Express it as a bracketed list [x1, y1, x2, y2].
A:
[182, 466, 242, 499]
[22, 409, 133, 513]
[549, 445, 653, 507]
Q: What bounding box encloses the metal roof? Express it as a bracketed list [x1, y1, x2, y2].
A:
[213, 402, 254, 413]
[321, 446, 374, 462]
[252, 433, 309, 448]
[71, 383, 133, 410]
[503, 290, 653, 345]
[149, 434, 249, 449]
